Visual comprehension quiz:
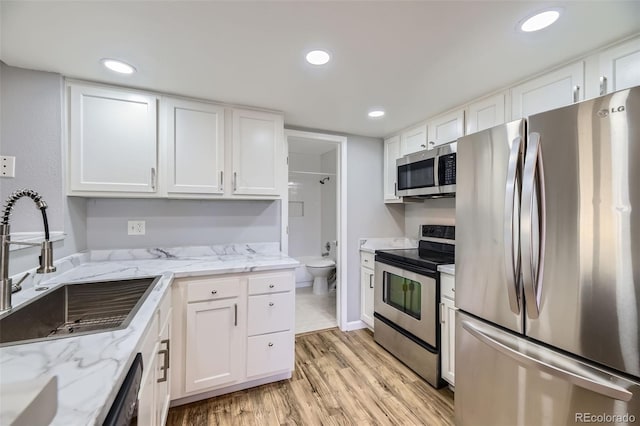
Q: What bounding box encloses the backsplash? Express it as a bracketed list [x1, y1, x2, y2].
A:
[85, 198, 281, 249]
[404, 198, 455, 240]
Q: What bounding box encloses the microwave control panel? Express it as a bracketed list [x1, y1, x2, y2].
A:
[439, 153, 456, 185]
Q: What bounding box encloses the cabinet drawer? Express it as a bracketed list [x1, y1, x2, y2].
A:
[186, 277, 241, 303]
[246, 331, 294, 378]
[248, 292, 294, 336]
[441, 273, 455, 300]
[361, 251, 375, 269]
[248, 272, 294, 295]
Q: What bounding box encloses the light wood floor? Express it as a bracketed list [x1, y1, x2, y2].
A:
[167, 328, 454, 426]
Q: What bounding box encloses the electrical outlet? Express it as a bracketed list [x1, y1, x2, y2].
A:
[127, 220, 146, 236]
[1, 156, 16, 178]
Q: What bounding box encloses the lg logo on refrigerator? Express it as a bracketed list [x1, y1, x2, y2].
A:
[597, 106, 625, 117]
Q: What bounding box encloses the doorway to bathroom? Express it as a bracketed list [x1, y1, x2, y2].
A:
[282, 130, 347, 334]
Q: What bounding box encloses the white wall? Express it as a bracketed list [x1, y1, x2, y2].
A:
[320, 149, 337, 259]
[85, 198, 280, 249]
[288, 153, 322, 258]
[0, 63, 87, 274]
[346, 135, 404, 322]
[404, 198, 456, 239]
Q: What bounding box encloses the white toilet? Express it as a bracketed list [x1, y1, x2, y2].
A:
[305, 258, 336, 295]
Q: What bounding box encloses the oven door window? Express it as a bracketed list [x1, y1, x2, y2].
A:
[383, 272, 422, 320]
[397, 158, 435, 191]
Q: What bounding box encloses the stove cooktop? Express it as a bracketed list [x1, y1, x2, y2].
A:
[375, 225, 455, 272]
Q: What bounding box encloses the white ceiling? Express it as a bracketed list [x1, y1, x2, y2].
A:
[1, 1, 639, 138]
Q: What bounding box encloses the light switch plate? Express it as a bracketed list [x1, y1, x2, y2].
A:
[1, 156, 16, 178]
[127, 220, 146, 236]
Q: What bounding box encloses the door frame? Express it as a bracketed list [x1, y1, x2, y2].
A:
[282, 129, 348, 331]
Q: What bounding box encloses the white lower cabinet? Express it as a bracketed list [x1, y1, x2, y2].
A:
[136, 291, 172, 426]
[440, 272, 456, 387]
[171, 270, 295, 403]
[360, 251, 375, 329]
[185, 297, 244, 392]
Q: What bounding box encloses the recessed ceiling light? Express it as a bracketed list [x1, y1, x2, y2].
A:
[306, 50, 331, 65]
[101, 58, 136, 74]
[519, 9, 561, 32]
[368, 110, 385, 118]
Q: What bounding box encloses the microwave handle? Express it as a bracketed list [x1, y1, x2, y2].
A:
[434, 153, 440, 186]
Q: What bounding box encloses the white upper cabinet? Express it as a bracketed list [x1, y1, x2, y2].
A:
[400, 123, 428, 155]
[598, 37, 640, 95]
[383, 136, 402, 203]
[68, 83, 158, 195]
[164, 98, 225, 196]
[232, 109, 284, 196]
[511, 61, 584, 119]
[427, 109, 464, 148]
[466, 92, 506, 134]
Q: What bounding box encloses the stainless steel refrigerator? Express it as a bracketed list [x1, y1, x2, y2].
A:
[456, 86, 640, 425]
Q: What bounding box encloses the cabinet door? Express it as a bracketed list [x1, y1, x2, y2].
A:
[440, 297, 456, 386]
[598, 37, 640, 95]
[360, 267, 375, 329]
[400, 123, 428, 155]
[137, 343, 158, 426]
[185, 298, 243, 393]
[383, 136, 401, 202]
[427, 110, 464, 148]
[165, 98, 224, 195]
[511, 61, 584, 119]
[155, 310, 171, 426]
[467, 93, 506, 134]
[68, 83, 158, 193]
[232, 109, 284, 196]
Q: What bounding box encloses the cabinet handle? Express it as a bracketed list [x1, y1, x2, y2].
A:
[369, 274, 374, 289]
[394, 182, 397, 197]
[161, 338, 170, 367]
[234, 303, 238, 326]
[211, 290, 218, 295]
[428, 141, 435, 146]
[157, 349, 169, 383]
[420, 143, 426, 148]
[220, 171, 224, 189]
[440, 303, 445, 324]
[599, 76, 608, 96]
[233, 172, 237, 191]
[268, 342, 274, 347]
[269, 302, 274, 307]
[269, 284, 275, 289]
[573, 85, 580, 103]
[151, 167, 156, 191]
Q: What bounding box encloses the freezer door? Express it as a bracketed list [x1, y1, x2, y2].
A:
[456, 119, 525, 333]
[525, 87, 640, 378]
[456, 312, 640, 426]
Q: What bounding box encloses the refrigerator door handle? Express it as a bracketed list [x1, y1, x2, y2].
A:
[504, 136, 522, 314]
[521, 132, 546, 319]
[462, 320, 633, 402]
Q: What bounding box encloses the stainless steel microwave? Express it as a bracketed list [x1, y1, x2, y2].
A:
[396, 143, 456, 198]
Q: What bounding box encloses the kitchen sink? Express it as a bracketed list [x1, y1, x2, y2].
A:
[0, 276, 161, 347]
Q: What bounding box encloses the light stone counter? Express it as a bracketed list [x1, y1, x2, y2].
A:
[358, 237, 418, 253]
[438, 264, 455, 275]
[0, 243, 298, 426]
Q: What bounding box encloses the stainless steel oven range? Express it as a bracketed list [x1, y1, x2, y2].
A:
[374, 225, 454, 388]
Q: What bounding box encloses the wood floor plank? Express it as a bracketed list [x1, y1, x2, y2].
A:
[166, 328, 454, 426]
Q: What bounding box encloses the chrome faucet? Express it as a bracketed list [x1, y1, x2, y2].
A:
[0, 189, 56, 313]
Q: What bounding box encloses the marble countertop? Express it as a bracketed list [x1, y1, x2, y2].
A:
[359, 237, 418, 253]
[438, 264, 455, 275]
[0, 243, 298, 426]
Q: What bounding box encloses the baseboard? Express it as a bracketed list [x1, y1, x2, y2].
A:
[169, 371, 292, 407]
[342, 320, 368, 331]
